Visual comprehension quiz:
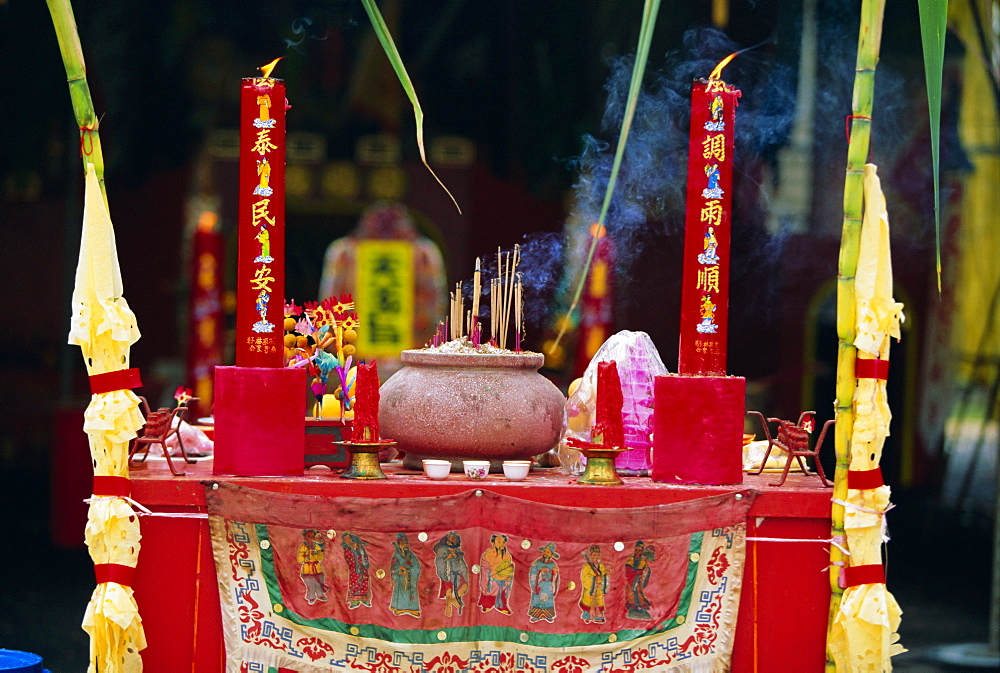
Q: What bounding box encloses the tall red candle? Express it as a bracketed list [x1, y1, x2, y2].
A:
[186, 209, 224, 416]
[677, 76, 740, 376]
[593, 360, 625, 448]
[236, 65, 287, 367]
[353, 361, 381, 442]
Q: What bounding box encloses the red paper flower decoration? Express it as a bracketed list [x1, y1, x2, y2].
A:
[324, 293, 356, 316]
[173, 386, 194, 405]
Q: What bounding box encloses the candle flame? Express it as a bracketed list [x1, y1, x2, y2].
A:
[197, 210, 218, 233]
[708, 52, 737, 80]
[259, 57, 283, 78]
[589, 223, 607, 238]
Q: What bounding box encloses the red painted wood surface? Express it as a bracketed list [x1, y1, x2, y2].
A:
[651, 374, 745, 485]
[130, 460, 831, 671]
[212, 366, 306, 476]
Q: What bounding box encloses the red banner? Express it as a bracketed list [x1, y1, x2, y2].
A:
[678, 79, 740, 376]
[236, 76, 287, 367]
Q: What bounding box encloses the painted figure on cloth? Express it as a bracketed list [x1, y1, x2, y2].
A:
[527, 542, 561, 623]
[705, 163, 720, 191]
[256, 93, 272, 123]
[255, 157, 272, 197]
[477, 534, 515, 615]
[255, 289, 268, 320]
[433, 531, 470, 617]
[254, 226, 272, 263]
[297, 529, 329, 605]
[341, 532, 372, 609]
[624, 540, 656, 620]
[389, 533, 421, 617]
[579, 544, 609, 624]
[697, 295, 718, 334]
[698, 226, 719, 265]
[710, 93, 724, 123]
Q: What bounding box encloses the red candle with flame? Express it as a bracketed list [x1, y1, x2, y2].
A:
[236, 59, 287, 367]
[677, 67, 740, 376]
[353, 361, 381, 442]
[652, 58, 745, 486]
[593, 360, 625, 448]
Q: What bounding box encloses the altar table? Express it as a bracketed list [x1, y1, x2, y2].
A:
[128, 460, 832, 671]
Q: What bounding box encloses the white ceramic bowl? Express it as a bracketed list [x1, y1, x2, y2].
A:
[463, 460, 490, 480]
[502, 460, 531, 481]
[422, 459, 451, 480]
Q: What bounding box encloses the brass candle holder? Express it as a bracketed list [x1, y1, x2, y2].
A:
[565, 436, 628, 486]
[336, 426, 394, 480]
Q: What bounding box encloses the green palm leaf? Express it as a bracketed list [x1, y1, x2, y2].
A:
[552, 0, 662, 350]
[360, 0, 461, 213]
[918, 0, 948, 291]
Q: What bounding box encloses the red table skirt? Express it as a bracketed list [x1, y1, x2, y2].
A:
[128, 460, 832, 672]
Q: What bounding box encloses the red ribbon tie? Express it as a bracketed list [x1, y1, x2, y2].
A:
[92, 475, 132, 498]
[89, 368, 143, 395]
[844, 564, 885, 587]
[94, 563, 136, 587]
[855, 359, 889, 380]
[848, 467, 884, 490]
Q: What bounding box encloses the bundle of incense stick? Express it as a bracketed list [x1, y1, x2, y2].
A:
[490, 277, 499, 345]
[514, 273, 522, 353]
[471, 257, 481, 346]
[439, 248, 523, 350]
[496, 245, 520, 349]
[449, 281, 465, 340]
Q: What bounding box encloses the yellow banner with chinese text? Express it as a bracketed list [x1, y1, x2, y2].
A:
[355, 240, 415, 358]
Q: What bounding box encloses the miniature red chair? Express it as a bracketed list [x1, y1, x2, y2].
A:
[746, 410, 834, 487]
[129, 396, 196, 476]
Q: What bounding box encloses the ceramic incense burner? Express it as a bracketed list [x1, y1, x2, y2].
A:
[379, 349, 565, 471]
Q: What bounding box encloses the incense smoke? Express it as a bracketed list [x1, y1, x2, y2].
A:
[568, 27, 796, 276]
[284, 17, 331, 54]
[469, 233, 566, 329]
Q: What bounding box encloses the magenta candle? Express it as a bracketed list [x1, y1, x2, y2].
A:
[353, 361, 380, 442]
[593, 361, 625, 448]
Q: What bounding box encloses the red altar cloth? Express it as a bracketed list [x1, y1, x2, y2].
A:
[128, 460, 832, 672]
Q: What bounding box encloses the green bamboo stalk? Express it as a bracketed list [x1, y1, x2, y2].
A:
[360, 0, 461, 213]
[827, 0, 885, 670]
[550, 0, 662, 351]
[46, 0, 108, 208]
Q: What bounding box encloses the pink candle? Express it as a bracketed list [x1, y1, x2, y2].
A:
[593, 361, 625, 448]
[353, 361, 380, 442]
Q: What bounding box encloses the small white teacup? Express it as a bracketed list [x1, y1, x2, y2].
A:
[422, 459, 451, 480]
[463, 460, 490, 480]
[502, 460, 531, 481]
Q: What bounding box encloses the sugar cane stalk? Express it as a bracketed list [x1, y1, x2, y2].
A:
[827, 0, 885, 669]
[46, 0, 108, 209]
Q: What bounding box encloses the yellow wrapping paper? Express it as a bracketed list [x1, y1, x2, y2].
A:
[829, 164, 905, 671]
[70, 163, 146, 672]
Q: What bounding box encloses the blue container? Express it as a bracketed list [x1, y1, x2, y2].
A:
[0, 649, 49, 673]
